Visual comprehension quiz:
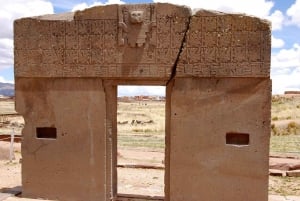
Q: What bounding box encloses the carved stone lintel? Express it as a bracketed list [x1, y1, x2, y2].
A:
[118, 5, 156, 48]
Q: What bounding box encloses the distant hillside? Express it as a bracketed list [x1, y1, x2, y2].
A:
[285, 91, 300, 95]
[118, 95, 165, 102]
[0, 82, 14, 97]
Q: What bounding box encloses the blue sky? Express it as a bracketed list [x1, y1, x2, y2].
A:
[1, 0, 300, 95]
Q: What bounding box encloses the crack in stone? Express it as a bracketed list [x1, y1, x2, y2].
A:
[166, 15, 191, 85]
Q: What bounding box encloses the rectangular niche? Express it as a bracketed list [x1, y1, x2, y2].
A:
[226, 132, 249, 146]
[36, 127, 57, 139]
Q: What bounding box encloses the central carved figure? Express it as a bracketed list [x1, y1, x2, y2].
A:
[129, 10, 144, 24]
[118, 6, 156, 48]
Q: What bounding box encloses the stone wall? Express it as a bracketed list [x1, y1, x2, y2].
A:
[16, 78, 107, 200]
[14, 4, 190, 79]
[169, 78, 271, 201]
[14, 3, 271, 201]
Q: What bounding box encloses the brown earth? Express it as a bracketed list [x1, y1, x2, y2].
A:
[1, 141, 300, 200]
[270, 156, 300, 171]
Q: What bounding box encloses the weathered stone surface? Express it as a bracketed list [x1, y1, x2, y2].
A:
[14, 4, 270, 79]
[14, 4, 191, 80]
[14, 3, 271, 201]
[287, 170, 300, 177]
[269, 169, 285, 176]
[176, 10, 271, 78]
[169, 78, 271, 201]
[270, 157, 300, 171]
[16, 78, 106, 201]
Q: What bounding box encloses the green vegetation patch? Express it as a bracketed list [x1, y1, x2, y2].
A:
[270, 135, 300, 157]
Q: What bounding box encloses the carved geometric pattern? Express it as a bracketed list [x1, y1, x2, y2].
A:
[176, 14, 271, 78]
[14, 5, 270, 78]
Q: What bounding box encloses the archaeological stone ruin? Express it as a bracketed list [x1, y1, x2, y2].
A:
[14, 3, 271, 201]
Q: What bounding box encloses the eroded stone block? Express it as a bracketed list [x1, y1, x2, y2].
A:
[14, 3, 271, 201]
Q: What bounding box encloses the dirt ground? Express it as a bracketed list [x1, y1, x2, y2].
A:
[0, 142, 21, 189]
[1, 141, 300, 200]
[1, 97, 300, 200]
[117, 149, 164, 196]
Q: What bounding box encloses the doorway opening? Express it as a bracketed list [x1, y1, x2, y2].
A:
[116, 85, 166, 199]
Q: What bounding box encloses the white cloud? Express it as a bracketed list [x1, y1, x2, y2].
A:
[267, 10, 284, 30]
[271, 67, 300, 94]
[0, 0, 54, 70]
[154, 0, 288, 33]
[271, 43, 300, 94]
[72, 0, 125, 11]
[271, 43, 300, 69]
[107, 0, 125, 4]
[0, 39, 13, 68]
[287, 0, 300, 27]
[49, 0, 82, 11]
[272, 35, 285, 48]
[72, 3, 90, 11]
[0, 76, 13, 84]
[118, 86, 165, 97]
[153, 0, 274, 18]
[0, 0, 54, 39]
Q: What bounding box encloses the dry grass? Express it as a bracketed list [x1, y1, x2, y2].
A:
[118, 101, 165, 132]
[269, 176, 300, 196]
[270, 135, 300, 157]
[271, 95, 300, 157]
[0, 99, 23, 135]
[271, 95, 300, 137]
[272, 95, 300, 121]
[0, 100, 16, 115]
[117, 100, 165, 151]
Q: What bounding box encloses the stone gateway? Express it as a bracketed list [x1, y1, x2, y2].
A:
[14, 3, 271, 201]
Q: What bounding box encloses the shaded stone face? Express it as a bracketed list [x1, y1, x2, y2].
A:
[14, 3, 271, 201]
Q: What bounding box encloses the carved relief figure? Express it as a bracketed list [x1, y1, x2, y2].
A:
[129, 10, 144, 24]
[118, 5, 156, 48]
